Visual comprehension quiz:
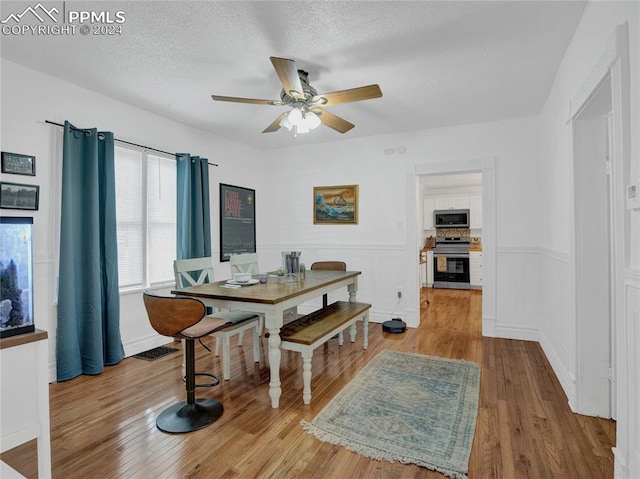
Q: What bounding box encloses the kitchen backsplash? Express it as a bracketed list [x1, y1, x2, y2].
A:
[436, 228, 470, 237]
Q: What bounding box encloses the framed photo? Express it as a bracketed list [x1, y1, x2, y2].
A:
[314, 184, 359, 224]
[0, 182, 39, 211]
[1, 152, 36, 176]
[219, 184, 256, 262]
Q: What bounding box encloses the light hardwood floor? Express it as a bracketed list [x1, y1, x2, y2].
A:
[2, 288, 615, 478]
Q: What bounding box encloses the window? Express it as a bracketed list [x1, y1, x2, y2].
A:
[114, 146, 176, 290]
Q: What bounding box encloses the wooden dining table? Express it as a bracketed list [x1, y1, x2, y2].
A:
[171, 269, 361, 408]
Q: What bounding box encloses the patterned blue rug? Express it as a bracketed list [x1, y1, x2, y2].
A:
[301, 350, 480, 479]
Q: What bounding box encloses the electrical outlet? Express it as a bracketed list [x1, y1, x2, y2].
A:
[397, 289, 402, 299]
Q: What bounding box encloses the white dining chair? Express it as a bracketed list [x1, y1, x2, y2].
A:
[229, 252, 260, 276]
[229, 253, 298, 324]
[229, 252, 269, 328]
[173, 257, 261, 380]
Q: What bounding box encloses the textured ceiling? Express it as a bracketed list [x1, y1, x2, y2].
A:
[0, 1, 586, 150]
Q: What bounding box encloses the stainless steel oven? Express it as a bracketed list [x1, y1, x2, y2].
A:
[433, 237, 470, 289]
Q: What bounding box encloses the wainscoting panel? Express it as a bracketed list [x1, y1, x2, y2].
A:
[259, 243, 412, 325]
[622, 270, 640, 479]
[537, 247, 575, 405]
[495, 247, 543, 341]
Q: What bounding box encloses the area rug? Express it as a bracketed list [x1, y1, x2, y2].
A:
[133, 346, 178, 361]
[301, 350, 480, 479]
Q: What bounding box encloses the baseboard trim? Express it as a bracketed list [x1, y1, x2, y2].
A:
[49, 334, 170, 383]
[482, 316, 497, 337]
[539, 330, 575, 408]
[123, 334, 170, 358]
[613, 447, 628, 479]
[494, 324, 540, 342]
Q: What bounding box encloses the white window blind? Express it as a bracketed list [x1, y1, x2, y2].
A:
[147, 154, 176, 285]
[114, 147, 143, 288]
[114, 146, 176, 290]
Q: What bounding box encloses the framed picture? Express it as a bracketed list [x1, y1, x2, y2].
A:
[314, 184, 359, 224]
[0, 182, 39, 211]
[1, 152, 36, 176]
[219, 184, 256, 262]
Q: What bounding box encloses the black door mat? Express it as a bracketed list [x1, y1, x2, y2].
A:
[134, 346, 178, 361]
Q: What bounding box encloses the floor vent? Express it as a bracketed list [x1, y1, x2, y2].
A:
[134, 346, 178, 361]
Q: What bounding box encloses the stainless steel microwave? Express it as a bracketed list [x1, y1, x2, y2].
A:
[434, 209, 470, 227]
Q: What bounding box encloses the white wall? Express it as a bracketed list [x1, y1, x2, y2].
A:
[0, 59, 269, 379]
[262, 116, 542, 334]
[537, 2, 639, 477]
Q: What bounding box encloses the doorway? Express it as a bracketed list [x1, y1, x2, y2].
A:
[420, 172, 482, 291]
[572, 76, 615, 419]
[412, 157, 496, 336]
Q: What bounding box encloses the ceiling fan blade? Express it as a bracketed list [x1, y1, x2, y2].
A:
[211, 95, 283, 106]
[270, 57, 304, 100]
[311, 84, 382, 107]
[262, 112, 288, 133]
[313, 108, 355, 134]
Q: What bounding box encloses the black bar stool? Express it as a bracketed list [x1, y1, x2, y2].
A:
[142, 292, 232, 433]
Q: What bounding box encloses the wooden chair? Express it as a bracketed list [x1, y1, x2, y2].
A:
[310, 261, 347, 307]
[142, 292, 231, 433]
[173, 257, 261, 380]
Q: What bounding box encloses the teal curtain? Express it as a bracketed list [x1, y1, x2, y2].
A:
[57, 121, 124, 382]
[176, 153, 211, 259]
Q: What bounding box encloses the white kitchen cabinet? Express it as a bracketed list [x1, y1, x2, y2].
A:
[423, 198, 435, 229]
[434, 196, 470, 210]
[420, 253, 426, 286]
[470, 251, 483, 289]
[469, 195, 483, 229]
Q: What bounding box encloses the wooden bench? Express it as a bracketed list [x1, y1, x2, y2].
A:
[280, 301, 371, 404]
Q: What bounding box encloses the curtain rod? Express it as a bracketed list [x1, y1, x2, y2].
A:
[45, 120, 218, 167]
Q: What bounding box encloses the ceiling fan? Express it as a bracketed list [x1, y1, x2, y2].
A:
[211, 57, 382, 135]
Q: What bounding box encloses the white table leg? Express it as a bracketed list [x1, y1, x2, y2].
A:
[252, 324, 260, 363]
[348, 278, 358, 303]
[363, 313, 369, 350]
[267, 327, 282, 408]
[302, 349, 313, 405]
[222, 334, 231, 380]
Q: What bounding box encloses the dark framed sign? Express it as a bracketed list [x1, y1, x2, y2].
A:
[0, 182, 39, 210]
[1, 152, 36, 176]
[219, 183, 256, 262]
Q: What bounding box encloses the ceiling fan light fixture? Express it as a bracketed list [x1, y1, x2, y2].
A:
[279, 115, 293, 131]
[287, 107, 303, 125]
[304, 110, 321, 130]
[296, 122, 310, 134]
[212, 56, 382, 136]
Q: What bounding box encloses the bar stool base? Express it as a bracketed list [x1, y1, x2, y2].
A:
[156, 399, 223, 433]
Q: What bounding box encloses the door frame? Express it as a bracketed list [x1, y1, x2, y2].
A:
[409, 157, 496, 335]
[567, 21, 630, 470]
